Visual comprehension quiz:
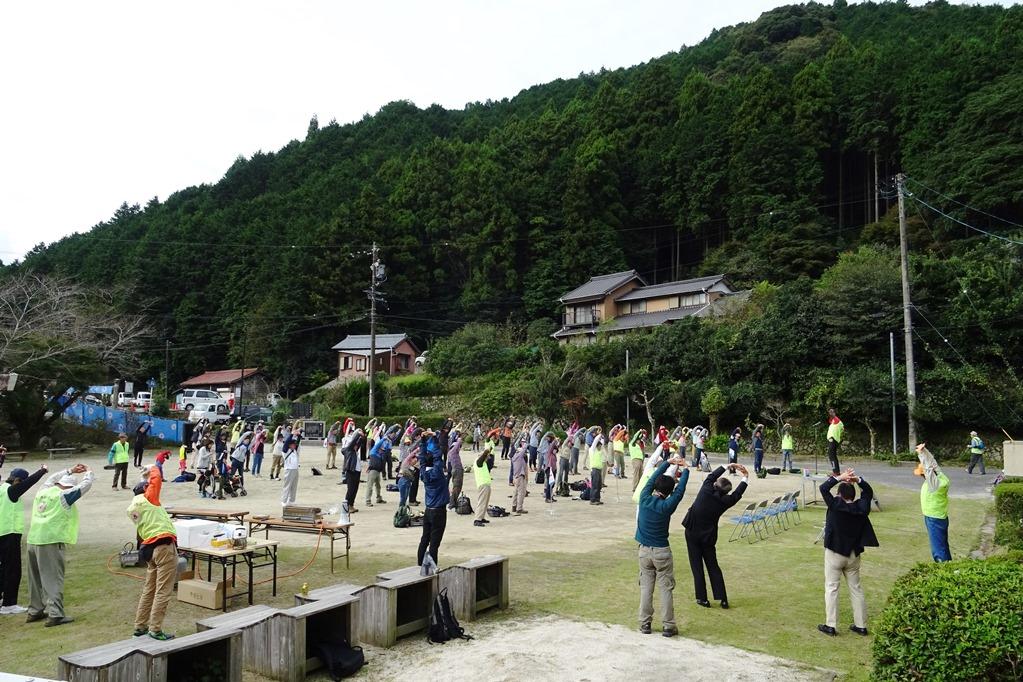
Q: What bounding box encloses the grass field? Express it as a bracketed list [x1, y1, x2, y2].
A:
[0, 479, 988, 681]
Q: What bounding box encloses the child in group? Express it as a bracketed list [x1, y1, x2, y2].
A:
[178, 443, 188, 473]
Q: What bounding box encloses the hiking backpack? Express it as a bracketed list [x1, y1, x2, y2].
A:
[312, 639, 365, 680]
[455, 494, 473, 515]
[393, 504, 411, 528]
[427, 588, 472, 644]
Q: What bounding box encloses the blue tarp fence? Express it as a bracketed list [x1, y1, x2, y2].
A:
[64, 402, 186, 443]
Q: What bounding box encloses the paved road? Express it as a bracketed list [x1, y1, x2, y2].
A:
[806, 457, 997, 499]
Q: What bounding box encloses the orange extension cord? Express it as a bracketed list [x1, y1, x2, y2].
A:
[105, 525, 328, 587]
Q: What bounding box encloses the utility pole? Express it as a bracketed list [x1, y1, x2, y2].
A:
[889, 331, 897, 455]
[625, 349, 630, 429]
[896, 173, 918, 449]
[368, 242, 385, 418]
[238, 333, 247, 417]
[164, 340, 171, 400]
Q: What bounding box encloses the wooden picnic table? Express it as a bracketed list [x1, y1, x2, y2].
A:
[47, 447, 76, 460]
[166, 507, 249, 524]
[246, 516, 352, 573]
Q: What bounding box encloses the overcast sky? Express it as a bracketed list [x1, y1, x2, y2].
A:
[0, 1, 1013, 261]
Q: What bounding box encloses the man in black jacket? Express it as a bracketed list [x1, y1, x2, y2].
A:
[818, 469, 879, 637]
[681, 463, 749, 609]
[0, 465, 48, 613]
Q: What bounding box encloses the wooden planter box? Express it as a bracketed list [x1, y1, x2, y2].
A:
[58, 627, 242, 682]
[438, 555, 509, 621]
[280, 594, 360, 679]
[365, 566, 438, 647]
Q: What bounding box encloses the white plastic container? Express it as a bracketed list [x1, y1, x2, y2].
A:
[172, 519, 220, 548]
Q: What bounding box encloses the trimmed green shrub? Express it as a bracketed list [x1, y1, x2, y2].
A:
[705, 433, 730, 452]
[995, 483, 1023, 550]
[386, 374, 446, 398]
[386, 398, 422, 415]
[872, 556, 1023, 681]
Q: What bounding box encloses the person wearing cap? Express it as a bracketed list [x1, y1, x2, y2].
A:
[26, 463, 94, 627]
[127, 465, 177, 640]
[108, 433, 131, 490]
[417, 431, 449, 566]
[0, 464, 48, 614]
[966, 431, 986, 475]
[915, 443, 951, 562]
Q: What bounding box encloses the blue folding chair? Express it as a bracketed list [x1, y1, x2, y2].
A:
[728, 502, 757, 542]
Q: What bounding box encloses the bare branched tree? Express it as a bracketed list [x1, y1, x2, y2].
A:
[0, 272, 148, 378]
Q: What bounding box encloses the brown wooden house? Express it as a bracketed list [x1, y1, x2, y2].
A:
[332, 334, 421, 380]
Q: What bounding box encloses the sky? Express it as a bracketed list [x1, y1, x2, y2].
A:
[0, 0, 1014, 261]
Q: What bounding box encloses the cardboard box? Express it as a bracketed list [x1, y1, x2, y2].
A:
[177, 579, 224, 610]
[173, 519, 220, 548]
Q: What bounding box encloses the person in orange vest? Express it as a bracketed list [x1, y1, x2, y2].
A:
[127, 465, 178, 640]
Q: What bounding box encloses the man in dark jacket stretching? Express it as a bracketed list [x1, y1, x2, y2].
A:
[417, 432, 449, 566]
[817, 468, 878, 637]
[682, 463, 748, 609]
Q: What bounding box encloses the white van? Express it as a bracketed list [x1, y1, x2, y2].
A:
[188, 403, 231, 424]
[116, 392, 134, 407]
[134, 392, 153, 410]
[176, 389, 230, 413]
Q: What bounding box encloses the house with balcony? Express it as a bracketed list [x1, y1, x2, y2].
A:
[553, 270, 745, 344]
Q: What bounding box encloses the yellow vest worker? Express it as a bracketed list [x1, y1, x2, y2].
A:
[127, 466, 178, 639]
[0, 466, 48, 614]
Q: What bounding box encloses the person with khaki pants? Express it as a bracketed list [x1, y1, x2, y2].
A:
[127, 465, 179, 640]
[818, 469, 878, 637]
[635, 456, 689, 636]
[473, 448, 493, 527]
[510, 439, 528, 515]
[629, 430, 647, 492]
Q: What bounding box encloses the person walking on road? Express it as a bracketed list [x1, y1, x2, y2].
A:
[26, 464, 94, 627]
[108, 432, 131, 490]
[635, 455, 689, 636]
[966, 431, 986, 475]
[682, 464, 748, 609]
[127, 465, 178, 640]
[915, 443, 951, 562]
[817, 468, 878, 637]
[826, 408, 844, 475]
[0, 464, 48, 614]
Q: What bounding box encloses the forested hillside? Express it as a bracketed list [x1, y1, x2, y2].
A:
[10, 1, 1023, 432]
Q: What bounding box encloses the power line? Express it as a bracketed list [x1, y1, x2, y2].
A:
[908, 193, 1023, 246]
[903, 176, 1023, 230]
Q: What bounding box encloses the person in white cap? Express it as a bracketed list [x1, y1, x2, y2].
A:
[966, 431, 986, 475]
[25, 464, 94, 627]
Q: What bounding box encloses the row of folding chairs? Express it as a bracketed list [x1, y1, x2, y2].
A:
[728, 490, 801, 543]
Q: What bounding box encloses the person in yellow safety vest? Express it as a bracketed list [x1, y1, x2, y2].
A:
[589, 428, 606, 506]
[127, 465, 178, 640]
[629, 430, 647, 492]
[966, 430, 986, 475]
[25, 463, 94, 627]
[230, 417, 245, 449]
[826, 408, 844, 475]
[108, 432, 131, 490]
[0, 464, 48, 614]
[472, 445, 494, 527]
[781, 424, 795, 471]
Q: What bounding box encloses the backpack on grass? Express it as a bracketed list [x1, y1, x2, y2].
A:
[393, 505, 411, 528]
[312, 639, 365, 680]
[427, 588, 472, 644]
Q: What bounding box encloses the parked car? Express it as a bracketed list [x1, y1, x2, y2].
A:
[83, 395, 103, 406]
[116, 392, 135, 407]
[415, 350, 429, 368]
[176, 389, 230, 413]
[239, 406, 273, 426]
[188, 404, 231, 424]
[134, 392, 153, 410]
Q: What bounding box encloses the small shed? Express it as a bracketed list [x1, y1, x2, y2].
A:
[331, 334, 420, 380]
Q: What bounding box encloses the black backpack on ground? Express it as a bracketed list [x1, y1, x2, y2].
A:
[455, 494, 473, 515]
[393, 505, 411, 528]
[313, 639, 365, 680]
[569, 480, 587, 491]
[427, 588, 472, 644]
[487, 505, 510, 518]
[579, 487, 591, 501]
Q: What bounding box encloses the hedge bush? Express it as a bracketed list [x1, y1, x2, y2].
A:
[872, 556, 1023, 681]
[995, 483, 1023, 550]
[385, 374, 447, 398]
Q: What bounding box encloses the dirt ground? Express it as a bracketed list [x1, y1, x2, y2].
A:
[360, 615, 837, 681]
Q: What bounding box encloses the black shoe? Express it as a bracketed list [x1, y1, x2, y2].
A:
[662, 627, 677, 638]
[720, 600, 729, 609]
[132, 628, 148, 637]
[482, 519, 491, 524]
[850, 625, 869, 636]
[817, 624, 837, 637]
[25, 612, 46, 623]
[474, 520, 486, 526]
[696, 599, 710, 608]
[45, 616, 75, 628]
[639, 624, 652, 634]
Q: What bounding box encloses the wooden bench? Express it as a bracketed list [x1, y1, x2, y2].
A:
[294, 582, 363, 607]
[247, 516, 352, 572]
[278, 594, 361, 679]
[47, 447, 75, 460]
[57, 626, 243, 682]
[362, 566, 438, 647]
[2, 451, 29, 463]
[438, 555, 509, 621]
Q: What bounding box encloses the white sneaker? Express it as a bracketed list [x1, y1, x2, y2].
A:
[0, 605, 28, 614]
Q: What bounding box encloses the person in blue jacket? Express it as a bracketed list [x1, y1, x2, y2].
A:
[416, 431, 449, 567]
